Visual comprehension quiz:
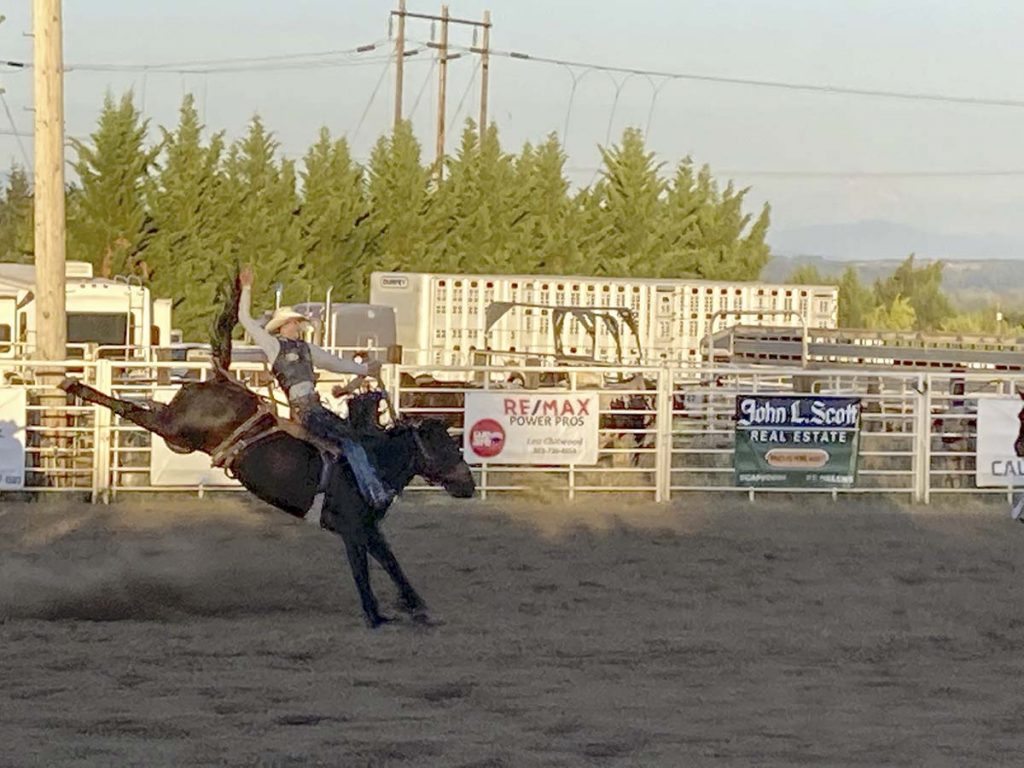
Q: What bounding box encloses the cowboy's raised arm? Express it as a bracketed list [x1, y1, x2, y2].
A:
[238, 267, 280, 363]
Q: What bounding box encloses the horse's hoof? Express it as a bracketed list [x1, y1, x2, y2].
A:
[366, 613, 395, 629]
[410, 611, 441, 628]
[397, 597, 427, 615]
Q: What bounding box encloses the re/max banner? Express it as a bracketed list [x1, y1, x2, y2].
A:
[734, 395, 862, 488]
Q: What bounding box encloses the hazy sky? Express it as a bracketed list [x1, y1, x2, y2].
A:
[2, 0, 1024, 242]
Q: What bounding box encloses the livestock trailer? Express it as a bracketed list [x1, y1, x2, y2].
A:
[369, 271, 838, 367]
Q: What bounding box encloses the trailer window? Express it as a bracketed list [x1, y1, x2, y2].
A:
[0, 324, 10, 353]
[67, 313, 128, 346]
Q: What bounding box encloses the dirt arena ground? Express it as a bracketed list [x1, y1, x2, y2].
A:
[2, 493, 1024, 767]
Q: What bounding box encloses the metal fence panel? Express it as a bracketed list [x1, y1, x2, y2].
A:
[2, 357, 1022, 505]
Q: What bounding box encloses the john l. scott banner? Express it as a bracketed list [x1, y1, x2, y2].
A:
[976, 398, 1024, 487]
[0, 388, 27, 490]
[734, 395, 862, 488]
[463, 391, 599, 465]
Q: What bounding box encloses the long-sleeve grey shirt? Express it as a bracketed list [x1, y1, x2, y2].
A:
[239, 286, 369, 376]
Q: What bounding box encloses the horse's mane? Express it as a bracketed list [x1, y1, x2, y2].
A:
[210, 267, 241, 376]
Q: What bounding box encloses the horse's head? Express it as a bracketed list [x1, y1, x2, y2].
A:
[409, 417, 476, 498]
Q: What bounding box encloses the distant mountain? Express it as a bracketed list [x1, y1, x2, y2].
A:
[768, 219, 1024, 262]
[765, 254, 1024, 311]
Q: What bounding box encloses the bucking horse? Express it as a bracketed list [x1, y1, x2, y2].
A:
[60, 274, 476, 628]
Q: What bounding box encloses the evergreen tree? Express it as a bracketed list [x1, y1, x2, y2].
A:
[581, 127, 666, 276]
[146, 94, 229, 339]
[67, 91, 158, 278]
[365, 120, 432, 275]
[509, 133, 581, 274]
[430, 120, 518, 273]
[0, 165, 33, 263]
[659, 158, 770, 280]
[28, 93, 801, 337]
[219, 116, 304, 311]
[298, 128, 371, 302]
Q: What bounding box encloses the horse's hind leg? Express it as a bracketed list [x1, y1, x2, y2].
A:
[365, 525, 427, 616]
[341, 536, 390, 628]
[60, 380, 167, 432]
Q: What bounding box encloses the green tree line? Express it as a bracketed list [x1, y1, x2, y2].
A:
[788, 256, 1021, 334]
[0, 92, 771, 339]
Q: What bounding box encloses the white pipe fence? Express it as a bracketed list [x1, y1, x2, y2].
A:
[1, 357, 1022, 504]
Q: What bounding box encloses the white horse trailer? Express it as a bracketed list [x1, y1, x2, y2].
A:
[369, 271, 838, 367]
[0, 261, 173, 359]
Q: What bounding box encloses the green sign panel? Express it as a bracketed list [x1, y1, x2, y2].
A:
[734, 395, 862, 488]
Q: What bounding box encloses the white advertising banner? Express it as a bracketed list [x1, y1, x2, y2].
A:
[976, 398, 1024, 487]
[0, 388, 26, 489]
[149, 388, 239, 487]
[463, 391, 600, 465]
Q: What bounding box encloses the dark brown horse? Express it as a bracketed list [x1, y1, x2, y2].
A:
[61, 276, 475, 628]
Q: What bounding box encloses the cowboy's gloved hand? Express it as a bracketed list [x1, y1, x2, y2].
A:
[332, 375, 367, 398]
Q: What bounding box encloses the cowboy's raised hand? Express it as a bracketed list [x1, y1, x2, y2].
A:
[239, 265, 254, 287]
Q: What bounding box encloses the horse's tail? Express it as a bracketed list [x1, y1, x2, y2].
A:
[210, 266, 241, 376]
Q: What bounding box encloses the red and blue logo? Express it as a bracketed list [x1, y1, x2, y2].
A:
[468, 419, 505, 458]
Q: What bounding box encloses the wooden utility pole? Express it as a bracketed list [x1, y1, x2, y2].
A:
[33, 0, 66, 362]
[393, 0, 406, 130]
[390, 4, 491, 177]
[435, 5, 450, 179]
[478, 10, 491, 132]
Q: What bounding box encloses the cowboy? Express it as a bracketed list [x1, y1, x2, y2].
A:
[238, 266, 396, 511]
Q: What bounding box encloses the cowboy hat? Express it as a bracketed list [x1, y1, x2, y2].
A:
[264, 306, 311, 334]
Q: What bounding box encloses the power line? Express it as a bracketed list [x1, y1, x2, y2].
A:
[408, 54, 438, 119]
[450, 58, 481, 128]
[10, 42, 388, 71]
[564, 166, 1024, 179]
[10, 35, 1024, 109]
[0, 90, 30, 168]
[119, 41, 388, 70]
[721, 169, 1024, 178]
[1, 40, 438, 75]
[69, 54, 399, 75]
[437, 41, 1024, 110]
[350, 55, 394, 144]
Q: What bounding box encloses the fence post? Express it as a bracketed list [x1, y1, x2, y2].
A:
[913, 373, 930, 504]
[654, 365, 674, 503]
[91, 359, 113, 503]
[387, 361, 402, 428]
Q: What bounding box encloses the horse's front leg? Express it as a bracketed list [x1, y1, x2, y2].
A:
[340, 534, 391, 628]
[365, 525, 427, 618]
